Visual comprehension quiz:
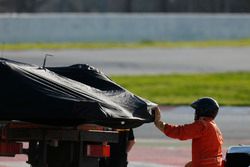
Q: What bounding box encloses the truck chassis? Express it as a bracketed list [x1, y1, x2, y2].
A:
[0, 122, 119, 167]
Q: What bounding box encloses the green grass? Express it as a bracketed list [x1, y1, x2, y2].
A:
[1, 38, 250, 50]
[111, 72, 250, 106]
[2, 40, 250, 106]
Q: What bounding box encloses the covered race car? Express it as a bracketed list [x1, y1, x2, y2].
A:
[0, 58, 156, 129]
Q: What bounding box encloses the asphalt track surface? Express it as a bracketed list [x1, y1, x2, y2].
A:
[1, 47, 250, 166]
[2, 47, 250, 74]
[1, 106, 250, 167]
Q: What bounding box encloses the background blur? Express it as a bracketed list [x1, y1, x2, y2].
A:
[1, 0, 250, 13]
[1, 1, 250, 167]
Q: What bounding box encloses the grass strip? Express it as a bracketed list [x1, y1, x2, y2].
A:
[111, 72, 250, 106]
[1, 38, 250, 50]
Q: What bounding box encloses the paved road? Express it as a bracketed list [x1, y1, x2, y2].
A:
[1, 106, 250, 167]
[3, 47, 250, 74]
[135, 106, 250, 142]
[0, 162, 171, 167]
[129, 106, 250, 166]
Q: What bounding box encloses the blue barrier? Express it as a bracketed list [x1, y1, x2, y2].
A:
[1, 13, 250, 43]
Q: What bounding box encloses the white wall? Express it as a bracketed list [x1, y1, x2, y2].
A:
[1, 13, 250, 43]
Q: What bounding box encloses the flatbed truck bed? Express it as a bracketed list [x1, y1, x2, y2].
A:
[0, 121, 119, 167]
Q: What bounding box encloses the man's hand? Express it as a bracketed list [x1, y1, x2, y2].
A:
[153, 106, 161, 123]
[153, 106, 166, 133]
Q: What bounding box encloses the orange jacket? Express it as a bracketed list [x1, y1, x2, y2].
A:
[164, 117, 223, 167]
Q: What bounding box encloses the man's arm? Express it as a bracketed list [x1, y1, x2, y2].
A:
[126, 139, 135, 152]
[153, 106, 166, 132]
[153, 106, 206, 140]
[127, 129, 136, 152]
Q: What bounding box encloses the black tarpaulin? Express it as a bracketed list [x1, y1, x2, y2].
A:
[0, 58, 156, 128]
